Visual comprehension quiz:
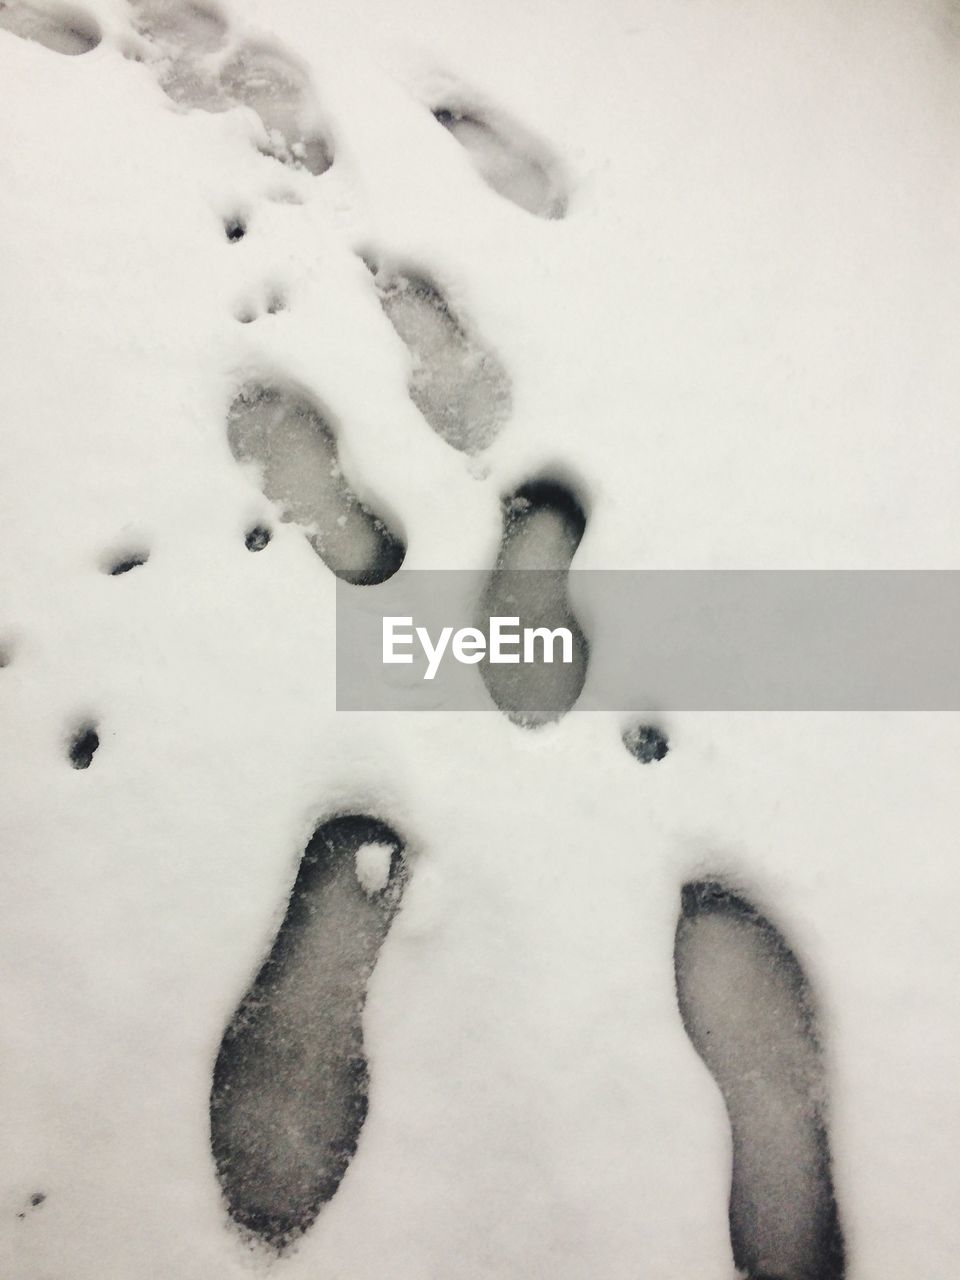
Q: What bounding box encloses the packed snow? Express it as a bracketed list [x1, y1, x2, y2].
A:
[1, 0, 959, 1278]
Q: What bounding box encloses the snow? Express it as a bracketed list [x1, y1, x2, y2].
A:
[1, 0, 958, 1278]
[355, 841, 395, 895]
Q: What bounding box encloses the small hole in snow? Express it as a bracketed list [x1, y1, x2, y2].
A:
[69, 723, 99, 770]
[29, 1193, 45, 1209]
[236, 310, 256, 325]
[622, 723, 668, 763]
[245, 525, 271, 552]
[265, 294, 286, 315]
[224, 218, 246, 242]
[355, 842, 393, 896]
[107, 552, 148, 576]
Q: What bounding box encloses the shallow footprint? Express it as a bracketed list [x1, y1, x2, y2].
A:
[219, 42, 332, 175]
[480, 479, 587, 727]
[0, 0, 99, 54]
[674, 881, 845, 1280]
[210, 815, 409, 1248]
[130, 0, 226, 54]
[434, 103, 566, 219]
[226, 381, 404, 585]
[375, 269, 511, 454]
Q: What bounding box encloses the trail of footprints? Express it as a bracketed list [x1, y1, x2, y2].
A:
[3, 4, 846, 1275]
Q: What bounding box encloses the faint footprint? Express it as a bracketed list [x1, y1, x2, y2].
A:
[226, 380, 404, 585]
[0, 0, 99, 54]
[371, 266, 511, 454]
[130, 0, 225, 53]
[210, 814, 409, 1248]
[218, 42, 332, 175]
[133, 14, 333, 174]
[433, 101, 567, 219]
[480, 479, 588, 727]
[674, 880, 845, 1280]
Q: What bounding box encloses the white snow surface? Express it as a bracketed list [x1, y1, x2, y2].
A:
[1, 0, 958, 1277]
[355, 842, 394, 896]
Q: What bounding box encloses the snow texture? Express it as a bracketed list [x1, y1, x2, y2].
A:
[1, 0, 959, 1277]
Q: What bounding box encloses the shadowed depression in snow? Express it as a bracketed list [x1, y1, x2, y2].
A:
[210, 815, 409, 1248]
[674, 881, 845, 1280]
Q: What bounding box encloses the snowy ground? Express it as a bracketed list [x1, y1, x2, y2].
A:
[1, 0, 959, 1277]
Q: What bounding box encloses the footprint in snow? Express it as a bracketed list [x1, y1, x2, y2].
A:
[210, 815, 409, 1249]
[130, 0, 226, 54]
[218, 42, 333, 175]
[132, 7, 333, 175]
[674, 880, 845, 1280]
[0, 0, 99, 54]
[226, 380, 404, 585]
[371, 264, 512, 455]
[433, 101, 567, 219]
[480, 479, 588, 727]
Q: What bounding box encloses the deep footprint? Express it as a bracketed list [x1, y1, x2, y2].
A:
[218, 42, 332, 175]
[210, 815, 409, 1248]
[226, 381, 404, 585]
[0, 0, 100, 54]
[674, 881, 845, 1280]
[434, 103, 566, 219]
[374, 268, 511, 454]
[480, 479, 587, 727]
